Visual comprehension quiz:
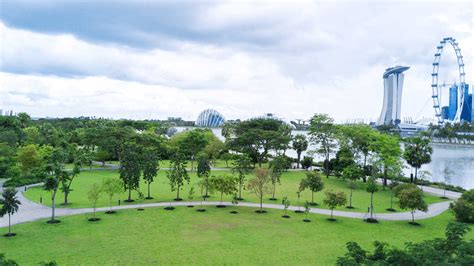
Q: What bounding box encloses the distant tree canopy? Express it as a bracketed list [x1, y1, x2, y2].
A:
[225, 118, 292, 167]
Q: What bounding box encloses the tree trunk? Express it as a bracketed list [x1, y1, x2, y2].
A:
[177, 185, 180, 199]
[414, 167, 418, 184]
[128, 188, 132, 201]
[312, 191, 314, 204]
[411, 211, 415, 223]
[297, 152, 301, 169]
[390, 193, 393, 209]
[8, 214, 11, 234]
[272, 182, 276, 199]
[52, 191, 56, 221]
[239, 182, 243, 199]
[205, 182, 209, 198]
[362, 155, 367, 182]
[383, 168, 388, 188]
[260, 194, 263, 211]
[370, 192, 374, 219]
[331, 209, 334, 219]
[349, 188, 353, 207]
[93, 204, 96, 219]
[147, 182, 151, 198]
[64, 191, 69, 205]
[220, 192, 223, 204]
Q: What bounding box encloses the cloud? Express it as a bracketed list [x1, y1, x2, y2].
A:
[0, 1, 472, 123]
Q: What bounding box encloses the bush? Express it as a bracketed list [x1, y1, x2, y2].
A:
[450, 189, 474, 223]
[3, 173, 45, 188]
[396, 176, 465, 193]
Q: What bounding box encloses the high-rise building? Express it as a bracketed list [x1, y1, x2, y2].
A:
[377, 66, 410, 125]
[445, 84, 472, 122]
[448, 85, 458, 121]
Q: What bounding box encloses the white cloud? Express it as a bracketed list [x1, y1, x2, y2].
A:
[0, 1, 472, 123]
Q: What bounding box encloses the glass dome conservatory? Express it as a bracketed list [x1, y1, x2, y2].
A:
[195, 109, 225, 127]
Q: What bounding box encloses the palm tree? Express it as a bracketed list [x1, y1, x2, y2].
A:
[0, 188, 21, 237]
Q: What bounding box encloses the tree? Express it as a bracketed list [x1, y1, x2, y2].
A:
[187, 186, 195, 208]
[209, 174, 238, 207]
[337, 222, 473, 265]
[442, 166, 452, 199]
[397, 185, 428, 225]
[0, 187, 21, 237]
[61, 147, 87, 205]
[450, 189, 474, 223]
[220, 152, 233, 168]
[16, 144, 42, 176]
[387, 180, 399, 212]
[269, 155, 288, 200]
[142, 147, 160, 199]
[308, 114, 338, 177]
[87, 183, 101, 221]
[323, 190, 347, 221]
[43, 175, 60, 223]
[281, 196, 291, 218]
[101, 178, 123, 214]
[366, 177, 378, 222]
[119, 142, 143, 202]
[167, 155, 190, 201]
[196, 153, 211, 198]
[174, 129, 208, 170]
[342, 164, 362, 209]
[403, 137, 433, 184]
[292, 134, 308, 169]
[303, 201, 311, 222]
[226, 118, 291, 167]
[299, 171, 324, 206]
[231, 154, 252, 200]
[301, 156, 313, 170]
[247, 168, 272, 213]
[370, 133, 402, 188]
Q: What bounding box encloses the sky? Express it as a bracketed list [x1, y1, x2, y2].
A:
[0, 0, 473, 123]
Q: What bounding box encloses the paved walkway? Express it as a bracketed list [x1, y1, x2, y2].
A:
[0, 181, 460, 228]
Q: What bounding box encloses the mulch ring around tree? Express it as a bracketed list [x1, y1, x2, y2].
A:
[196, 209, 206, 212]
[303, 219, 311, 223]
[137, 208, 145, 211]
[364, 218, 379, 224]
[230, 211, 238, 214]
[3, 233, 16, 237]
[255, 210, 267, 214]
[408, 222, 421, 226]
[386, 208, 396, 212]
[105, 211, 117, 214]
[294, 210, 304, 214]
[174, 198, 183, 201]
[88, 218, 101, 222]
[164, 206, 175, 211]
[327, 218, 337, 222]
[46, 220, 61, 224]
[281, 215, 291, 219]
[187, 205, 194, 208]
[216, 205, 227, 208]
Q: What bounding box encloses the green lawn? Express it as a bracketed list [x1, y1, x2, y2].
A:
[23, 170, 445, 213]
[1, 207, 472, 265]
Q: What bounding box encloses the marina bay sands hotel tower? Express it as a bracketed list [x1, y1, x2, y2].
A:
[377, 66, 410, 125]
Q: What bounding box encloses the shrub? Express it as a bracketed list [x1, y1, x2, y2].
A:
[450, 189, 474, 223]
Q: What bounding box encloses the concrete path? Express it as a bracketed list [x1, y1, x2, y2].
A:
[0, 181, 460, 228]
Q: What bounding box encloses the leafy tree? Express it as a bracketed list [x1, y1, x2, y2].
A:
[281, 196, 291, 218]
[203, 138, 225, 166]
[167, 155, 190, 201]
[119, 142, 143, 202]
[387, 180, 399, 212]
[396, 185, 427, 225]
[231, 154, 252, 200]
[87, 183, 101, 221]
[247, 168, 272, 213]
[292, 134, 308, 169]
[220, 152, 234, 168]
[342, 164, 362, 209]
[61, 147, 87, 205]
[209, 174, 238, 207]
[187, 186, 195, 207]
[403, 137, 433, 184]
[332, 145, 356, 176]
[196, 153, 211, 198]
[226, 118, 291, 167]
[366, 177, 378, 222]
[299, 171, 324, 205]
[0, 187, 21, 237]
[0, 143, 17, 180]
[142, 147, 160, 199]
[301, 156, 313, 170]
[136, 191, 145, 211]
[101, 178, 123, 214]
[370, 133, 402, 188]
[16, 144, 42, 176]
[442, 166, 452, 199]
[173, 129, 209, 170]
[450, 189, 474, 223]
[0, 253, 18, 265]
[43, 175, 60, 223]
[308, 114, 338, 177]
[303, 201, 311, 222]
[269, 155, 288, 200]
[337, 222, 473, 265]
[323, 190, 347, 221]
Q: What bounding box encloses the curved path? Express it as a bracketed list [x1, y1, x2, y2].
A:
[0, 182, 460, 228]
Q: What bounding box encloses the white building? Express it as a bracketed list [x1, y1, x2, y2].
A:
[377, 66, 410, 125]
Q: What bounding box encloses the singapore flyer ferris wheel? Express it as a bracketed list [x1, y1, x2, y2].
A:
[431, 37, 466, 124]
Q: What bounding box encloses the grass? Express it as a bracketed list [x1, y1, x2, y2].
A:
[23, 170, 445, 213]
[1, 207, 472, 265]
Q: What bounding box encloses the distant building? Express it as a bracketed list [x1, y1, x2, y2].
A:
[443, 84, 472, 123]
[195, 109, 225, 127]
[377, 66, 410, 125]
